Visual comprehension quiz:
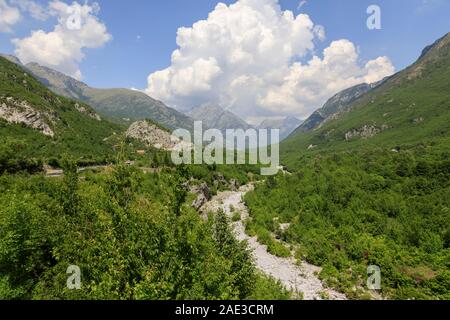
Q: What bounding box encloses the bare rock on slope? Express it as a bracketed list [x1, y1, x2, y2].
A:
[0, 97, 54, 137]
[74, 103, 101, 121]
[344, 124, 390, 141]
[125, 120, 191, 151]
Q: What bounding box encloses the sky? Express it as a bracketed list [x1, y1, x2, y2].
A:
[1, 0, 450, 123]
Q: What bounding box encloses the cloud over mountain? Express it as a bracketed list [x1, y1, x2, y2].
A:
[146, 0, 394, 121]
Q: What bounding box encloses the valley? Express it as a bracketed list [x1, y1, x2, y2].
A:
[0, 19, 449, 301]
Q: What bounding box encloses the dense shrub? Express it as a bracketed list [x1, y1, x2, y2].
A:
[0, 163, 283, 300]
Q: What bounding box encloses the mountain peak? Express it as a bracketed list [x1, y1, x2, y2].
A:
[188, 104, 251, 131]
[418, 32, 450, 61]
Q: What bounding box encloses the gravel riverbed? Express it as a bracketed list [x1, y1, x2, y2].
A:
[200, 184, 347, 300]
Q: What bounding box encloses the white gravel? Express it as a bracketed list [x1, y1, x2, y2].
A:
[201, 184, 347, 300]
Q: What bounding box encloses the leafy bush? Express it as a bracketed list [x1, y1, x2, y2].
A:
[0, 164, 278, 300]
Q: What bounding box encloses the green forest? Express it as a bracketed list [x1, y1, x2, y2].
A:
[245, 140, 450, 299]
[0, 156, 289, 300]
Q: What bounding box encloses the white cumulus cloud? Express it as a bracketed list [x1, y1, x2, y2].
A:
[146, 0, 395, 121]
[12, 1, 111, 80]
[0, 0, 21, 33]
[259, 40, 395, 118]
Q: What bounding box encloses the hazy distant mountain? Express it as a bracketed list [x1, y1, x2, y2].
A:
[16, 61, 194, 131]
[258, 116, 303, 141]
[0, 54, 22, 65]
[188, 104, 252, 131]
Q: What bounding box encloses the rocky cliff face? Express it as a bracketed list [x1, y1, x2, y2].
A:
[0, 55, 123, 159]
[0, 96, 102, 138]
[0, 96, 54, 137]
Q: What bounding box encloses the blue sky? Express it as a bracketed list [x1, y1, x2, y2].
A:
[1, 0, 449, 120]
[1, 0, 449, 89]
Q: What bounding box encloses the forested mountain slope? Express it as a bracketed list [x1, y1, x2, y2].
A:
[0, 56, 124, 169]
[292, 82, 382, 134]
[282, 32, 450, 159]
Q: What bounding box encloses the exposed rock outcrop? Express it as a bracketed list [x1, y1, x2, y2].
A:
[413, 117, 424, 124]
[183, 175, 242, 210]
[191, 183, 212, 209]
[74, 103, 101, 121]
[125, 120, 191, 151]
[229, 179, 240, 192]
[181, 182, 212, 210]
[213, 173, 228, 187]
[0, 97, 54, 137]
[345, 124, 390, 141]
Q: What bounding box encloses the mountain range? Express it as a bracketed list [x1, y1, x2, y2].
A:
[1, 55, 194, 132]
[4, 31, 449, 158]
[187, 104, 302, 141]
[1, 54, 306, 140]
[282, 32, 450, 160]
